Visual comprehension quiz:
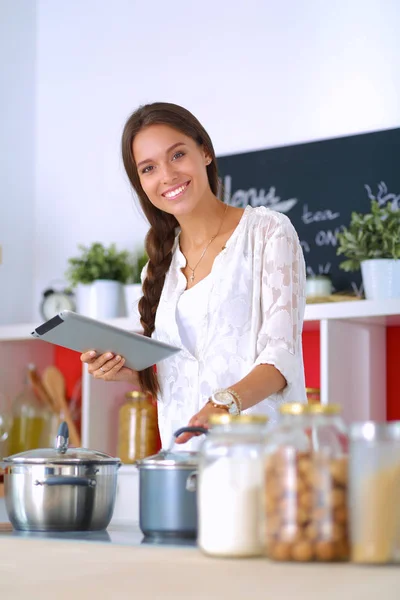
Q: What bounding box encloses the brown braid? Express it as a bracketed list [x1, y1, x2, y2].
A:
[121, 103, 219, 397]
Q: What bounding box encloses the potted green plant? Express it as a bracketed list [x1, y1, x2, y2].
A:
[336, 200, 400, 300]
[123, 249, 148, 318]
[66, 242, 132, 319]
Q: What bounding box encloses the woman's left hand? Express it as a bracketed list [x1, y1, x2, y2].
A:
[174, 402, 227, 444]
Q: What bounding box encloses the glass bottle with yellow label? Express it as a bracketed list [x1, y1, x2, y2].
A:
[118, 391, 159, 464]
[306, 387, 320, 404]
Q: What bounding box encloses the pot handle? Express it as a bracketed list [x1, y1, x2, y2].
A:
[173, 426, 209, 439]
[186, 470, 198, 493]
[56, 421, 69, 454]
[34, 476, 97, 488]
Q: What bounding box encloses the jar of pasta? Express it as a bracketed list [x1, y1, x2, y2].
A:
[264, 403, 349, 562]
[349, 421, 400, 564]
[118, 391, 159, 464]
[198, 413, 268, 558]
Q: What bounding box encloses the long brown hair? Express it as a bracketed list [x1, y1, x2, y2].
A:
[121, 102, 219, 397]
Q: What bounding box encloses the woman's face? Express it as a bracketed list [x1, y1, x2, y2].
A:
[132, 124, 212, 217]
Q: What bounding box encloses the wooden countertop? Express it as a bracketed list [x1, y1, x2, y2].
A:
[0, 536, 398, 599]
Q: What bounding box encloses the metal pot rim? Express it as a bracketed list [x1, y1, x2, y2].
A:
[137, 462, 197, 470]
[136, 450, 199, 469]
[3, 447, 121, 466]
[3, 457, 121, 466]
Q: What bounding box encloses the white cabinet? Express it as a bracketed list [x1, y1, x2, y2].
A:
[1, 299, 400, 453]
[1, 299, 399, 525]
[111, 465, 139, 525]
[304, 298, 400, 425]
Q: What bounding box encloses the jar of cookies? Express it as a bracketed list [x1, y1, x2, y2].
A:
[118, 391, 159, 464]
[264, 402, 349, 562]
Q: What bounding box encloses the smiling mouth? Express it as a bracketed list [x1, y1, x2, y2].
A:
[162, 181, 190, 199]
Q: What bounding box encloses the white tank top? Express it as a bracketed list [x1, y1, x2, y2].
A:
[176, 275, 212, 356]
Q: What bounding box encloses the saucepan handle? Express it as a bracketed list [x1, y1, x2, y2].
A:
[34, 476, 97, 488]
[173, 426, 208, 439]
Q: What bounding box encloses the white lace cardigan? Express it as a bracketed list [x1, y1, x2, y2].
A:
[136, 205, 307, 450]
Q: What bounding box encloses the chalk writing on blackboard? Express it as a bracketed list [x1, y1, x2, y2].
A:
[306, 262, 332, 276]
[365, 181, 400, 209]
[223, 175, 298, 213]
[301, 205, 340, 224]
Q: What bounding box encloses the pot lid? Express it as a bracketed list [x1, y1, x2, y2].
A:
[136, 426, 208, 468]
[3, 422, 120, 465]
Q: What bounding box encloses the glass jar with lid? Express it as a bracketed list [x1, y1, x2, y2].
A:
[264, 403, 349, 562]
[197, 413, 268, 558]
[117, 391, 159, 464]
[349, 421, 400, 564]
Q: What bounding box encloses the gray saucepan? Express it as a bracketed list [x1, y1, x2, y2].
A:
[136, 426, 208, 539]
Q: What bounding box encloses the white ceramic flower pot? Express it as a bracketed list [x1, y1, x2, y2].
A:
[123, 283, 142, 318]
[361, 259, 400, 300]
[75, 280, 125, 319]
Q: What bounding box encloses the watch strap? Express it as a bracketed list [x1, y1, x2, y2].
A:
[225, 389, 243, 414]
[208, 400, 230, 413]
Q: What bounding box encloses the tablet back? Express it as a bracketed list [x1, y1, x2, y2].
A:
[31, 310, 180, 371]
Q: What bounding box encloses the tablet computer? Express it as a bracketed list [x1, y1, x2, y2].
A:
[31, 310, 181, 371]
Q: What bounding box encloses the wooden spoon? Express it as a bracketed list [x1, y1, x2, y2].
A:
[27, 364, 57, 412]
[42, 366, 81, 447]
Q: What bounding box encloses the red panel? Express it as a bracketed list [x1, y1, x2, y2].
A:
[387, 326, 400, 421]
[302, 330, 320, 389]
[54, 346, 82, 400]
[53, 346, 162, 451]
[53, 346, 83, 435]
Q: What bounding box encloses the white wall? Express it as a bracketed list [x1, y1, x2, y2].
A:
[0, 0, 36, 324]
[3, 0, 400, 324]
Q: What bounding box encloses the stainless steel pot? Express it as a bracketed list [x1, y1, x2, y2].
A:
[136, 426, 207, 539]
[2, 422, 121, 532]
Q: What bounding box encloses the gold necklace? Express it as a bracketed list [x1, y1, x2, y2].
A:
[186, 204, 228, 283]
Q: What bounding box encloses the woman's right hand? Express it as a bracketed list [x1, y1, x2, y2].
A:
[80, 350, 141, 386]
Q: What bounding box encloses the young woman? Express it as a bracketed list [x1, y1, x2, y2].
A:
[80, 102, 307, 449]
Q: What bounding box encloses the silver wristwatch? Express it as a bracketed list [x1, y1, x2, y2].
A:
[210, 390, 241, 415]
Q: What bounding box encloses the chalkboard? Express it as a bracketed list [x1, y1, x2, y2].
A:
[217, 127, 400, 294]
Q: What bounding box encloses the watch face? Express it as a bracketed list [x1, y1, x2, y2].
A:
[41, 292, 75, 320]
[213, 391, 233, 405]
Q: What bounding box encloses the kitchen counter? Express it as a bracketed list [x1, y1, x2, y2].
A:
[0, 525, 398, 600]
[0, 522, 197, 548]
